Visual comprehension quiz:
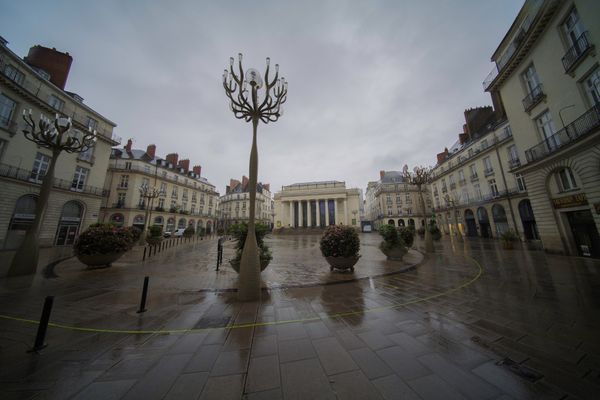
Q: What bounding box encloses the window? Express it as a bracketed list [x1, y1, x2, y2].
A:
[522, 64, 541, 95]
[489, 179, 499, 197]
[557, 168, 578, 191]
[30, 152, 50, 182]
[483, 157, 493, 174]
[474, 183, 482, 200]
[71, 166, 88, 191]
[48, 95, 65, 112]
[158, 198, 165, 208]
[516, 173, 527, 192]
[117, 193, 126, 205]
[562, 8, 585, 48]
[87, 117, 98, 131]
[448, 174, 455, 184]
[144, 165, 150, 174]
[481, 139, 488, 150]
[536, 111, 558, 150]
[125, 161, 132, 170]
[191, 205, 195, 214]
[78, 142, 94, 162]
[462, 188, 469, 203]
[3, 64, 25, 85]
[468, 149, 473, 157]
[172, 187, 178, 198]
[142, 178, 150, 188]
[0, 94, 16, 127]
[119, 175, 129, 188]
[458, 170, 465, 182]
[583, 67, 600, 106]
[507, 145, 519, 162]
[160, 183, 167, 196]
[469, 164, 477, 179]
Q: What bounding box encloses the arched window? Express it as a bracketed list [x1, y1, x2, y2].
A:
[387, 219, 395, 226]
[556, 168, 578, 192]
[110, 213, 125, 227]
[398, 219, 405, 227]
[5, 195, 38, 249]
[166, 217, 175, 232]
[55, 201, 84, 245]
[408, 219, 415, 226]
[178, 218, 186, 229]
[188, 219, 195, 226]
[154, 216, 164, 225]
[492, 204, 508, 235]
[133, 215, 145, 227]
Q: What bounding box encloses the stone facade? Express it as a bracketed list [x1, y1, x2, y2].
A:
[218, 176, 274, 229]
[484, 0, 600, 257]
[364, 170, 433, 230]
[100, 142, 219, 235]
[0, 38, 118, 250]
[273, 181, 361, 230]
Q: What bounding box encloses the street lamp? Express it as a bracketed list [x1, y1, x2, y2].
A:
[8, 111, 97, 277]
[139, 184, 164, 245]
[403, 165, 434, 253]
[223, 53, 288, 301]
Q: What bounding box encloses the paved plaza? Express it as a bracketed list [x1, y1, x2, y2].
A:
[1, 234, 600, 399]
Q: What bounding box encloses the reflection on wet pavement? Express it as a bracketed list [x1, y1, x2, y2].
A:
[0, 234, 599, 399]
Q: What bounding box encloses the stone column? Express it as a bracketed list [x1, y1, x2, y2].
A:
[307, 200, 312, 227]
[334, 198, 338, 225]
[325, 199, 330, 226]
[289, 201, 294, 227]
[298, 200, 303, 227]
[344, 198, 349, 225]
[316, 199, 321, 226]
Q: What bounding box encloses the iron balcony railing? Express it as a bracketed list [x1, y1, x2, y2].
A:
[522, 84, 545, 112]
[458, 179, 467, 186]
[432, 187, 524, 212]
[525, 104, 600, 163]
[562, 31, 592, 73]
[470, 174, 479, 182]
[0, 163, 106, 196]
[508, 158, 521, 169]
[484, 168, 495, 177]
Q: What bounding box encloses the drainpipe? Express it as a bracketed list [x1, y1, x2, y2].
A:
[494, 138, 520, 239]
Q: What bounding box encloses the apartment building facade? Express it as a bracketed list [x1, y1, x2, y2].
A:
[100, 141, 219, 235]
[484, 0, 600, 257]
[364, 170, 433, 230]
[0, 38, 119, 251]
[219, 176, 274, 229]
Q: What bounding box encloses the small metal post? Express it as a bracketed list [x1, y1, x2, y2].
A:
[137, 276, 149, 313]
[29, 296, 54, 353]
[143, 247, 147, 261]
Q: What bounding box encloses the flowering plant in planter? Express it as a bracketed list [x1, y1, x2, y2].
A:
[500, 229, 519, 249]
[228, 222, 272, 272]
[146, 225, 163, 246]
[379, 224, 407, 261]
[320, 225, 360, 271]
[74, 223, 136, 267]
[183, 226, 195, 238]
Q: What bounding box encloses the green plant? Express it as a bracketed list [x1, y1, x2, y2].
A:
[320, 225, 360, 257]
[184, 226, 195, 237]
[198, 227, 206, 236]
[74, 225, 136, 256]
[398, 226, 414, 248]
[416, 227, 426, 236]
[122, 226, 142, 242]
[228, 223, 273, 267]
[428, 220, 442, 241]
[500, 229, 519, 243]
[379, 224, 406, 254]
[149, 225, 163, 237]
[406, 224, 416, 235]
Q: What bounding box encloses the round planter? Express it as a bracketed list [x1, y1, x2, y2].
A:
[381, 245, 406, 261]
[229, 258, 270, 273]
[77, 252, 126, 268]
[325, 255, 360, 272]
[502, 241, 515, 250]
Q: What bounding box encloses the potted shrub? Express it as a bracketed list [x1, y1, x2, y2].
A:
[428, 221, 442, 241]
[74, 223, 136, 267]
[320, 225, 361, 271]
[416, 227, 426, 238]
[146, 225, 163, 246]
[228, 222, 272, 272]
[398, 226, 415, 248]
[500, 229, 519, 249]
[379, 224, 407, 260]
[183, 226, 195, 238]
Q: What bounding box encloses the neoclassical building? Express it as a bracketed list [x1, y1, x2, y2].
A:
[0, 38, 119, 253]
[273, 181, 361, 229]
[100, 141, 219, 234]
[430, 107, 534, 240]
[218, 176, 274, 229]
[483, 0, 600, 257]
[364, 170, 433, 230]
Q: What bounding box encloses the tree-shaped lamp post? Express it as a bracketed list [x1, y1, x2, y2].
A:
[403, 165, 434, 253]
[139, 184, 164, 245]
[222, 53, 287, 301]
[443, 193, 463, 242]
[8, 111, 97, 277]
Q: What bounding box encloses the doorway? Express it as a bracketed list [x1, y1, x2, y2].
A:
[566, 210, 600, 258]
[464, 209, 477, 237]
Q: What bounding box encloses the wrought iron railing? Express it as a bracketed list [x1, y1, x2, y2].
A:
[525, 104, 600, 163]
[0, 163, 106, 196]
[484, 168, 495, 177]
[562, 31, 592, 72]
[522, 84, 545, 111]
[508, 158, 521, 169]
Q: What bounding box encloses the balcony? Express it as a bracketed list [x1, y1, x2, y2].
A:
[522, 84, 546, 112]
[508, 158, 521, 169]
[562, 32, 593, 74]
[155, 206, 165, 212]
[0, 162, 106, 197]
[525, 104, 600, 164]
[0, 116, 19, 136]
[441, 186, 448, 193]
[113, 202, 125, 208]
[458, 179, 466, 186]
[484, 168, 495, 177]
[470, 174, 479, 182]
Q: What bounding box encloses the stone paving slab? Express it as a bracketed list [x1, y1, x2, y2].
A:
[0, 235, 599, 399]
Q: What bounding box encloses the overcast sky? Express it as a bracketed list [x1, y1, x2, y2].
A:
[1, 0, 524, 195]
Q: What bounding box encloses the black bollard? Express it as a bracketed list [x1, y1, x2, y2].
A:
[137, 276, 149, 313]
[29, 296, 54, 353]
[142, 247, 147, 261]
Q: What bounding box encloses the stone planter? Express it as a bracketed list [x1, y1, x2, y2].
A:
[381, 245, 407, 261]
[502, 241, 515, 250]
[230, 258, 270, 273]
[77, 252, 126, 268]
[325, 255, 360, 272]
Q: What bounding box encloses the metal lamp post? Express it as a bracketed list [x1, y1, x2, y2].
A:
[139, 184, 164, 245]
[222, 53, 288, 301]
[8, 111, 97, 277]
[403, 165, 434, 253]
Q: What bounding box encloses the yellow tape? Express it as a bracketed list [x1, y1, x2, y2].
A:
[0, 256, 483, 335]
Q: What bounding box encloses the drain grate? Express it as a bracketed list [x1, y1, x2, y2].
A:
[496, 358, 544, 382]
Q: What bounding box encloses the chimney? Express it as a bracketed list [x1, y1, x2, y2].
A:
[24, 45, 73, 90]
[178, 159, 190, 172]
[379, 170, 385, 180]
[436, 148, 449, 165]
[226, 185, 231, 194]
[146, 144, 156, 159]
[263, 183, 270, 192]
[193, 165, 201, 176]
[242, 176, 249, 191]
[166, 153, 179, 167]
[124, 138, 133, 153]
[458, 133, 469, 145]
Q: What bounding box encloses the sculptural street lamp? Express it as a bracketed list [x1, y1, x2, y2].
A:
[139, 184, 164, 245]
[403, 165, 434, 253]
[8, 111, 97, 277]
[222, 53, 287, 301]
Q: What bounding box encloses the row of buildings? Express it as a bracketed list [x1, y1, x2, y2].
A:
[363, 0, 600, 259]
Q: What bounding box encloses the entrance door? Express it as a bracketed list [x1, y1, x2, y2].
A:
[464, 209, 477, 237]
[566, 210, 600, 258]
[55, 225, 79, 245]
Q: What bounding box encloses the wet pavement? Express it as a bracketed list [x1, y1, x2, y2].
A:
[0, 233, 599, 399]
